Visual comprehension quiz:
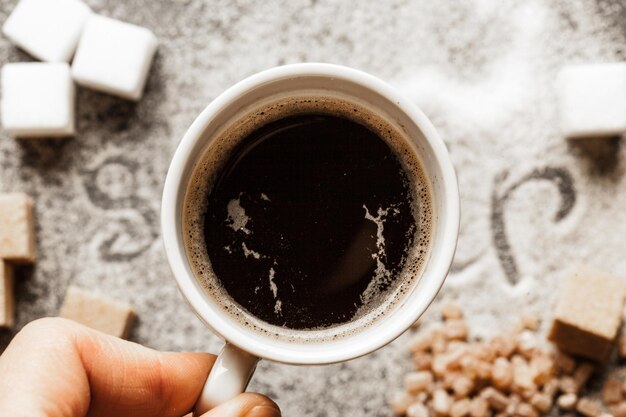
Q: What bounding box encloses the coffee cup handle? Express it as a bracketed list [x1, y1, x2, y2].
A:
[194, 343, 260, 415]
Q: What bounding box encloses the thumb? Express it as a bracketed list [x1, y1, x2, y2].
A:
[199, 393, 281, 417]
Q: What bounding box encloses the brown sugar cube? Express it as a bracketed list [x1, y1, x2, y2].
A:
[0, 261, 14, 328]
[433, 389, 452, 416]
[468, 397, 489, 417]
[405, 371, 434, 393]
[576, 398, 601, 417]
[442, 301, 463, 321]
[602, 377, 623, 404]
[413, 352, 433, 371]
[492, 357, 513, 390]
[548, 267, 626, 361]
[389, 391, 414, 416]
[530, 393, 552, 413]
[59, 286, 135, 339]
[0, 193, 35, 263]
[480, 387, 509, 411]
[449, 399, 471, 417]
[407, 402, 430, 417]
[490, 335, 516, 358]
[452, 375, 474, 398]
[610, 402, 626, 417]
[556, 393, 577, 411]
[554, 350, 577, 374]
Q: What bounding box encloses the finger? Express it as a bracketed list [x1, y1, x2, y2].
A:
[199, 393, 281, 417]
[0, 317, 215, 417]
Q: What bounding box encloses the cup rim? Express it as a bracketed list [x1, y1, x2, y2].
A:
[161, 63, 459, 364]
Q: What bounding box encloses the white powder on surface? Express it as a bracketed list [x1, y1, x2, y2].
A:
[390, 0, 626, 340]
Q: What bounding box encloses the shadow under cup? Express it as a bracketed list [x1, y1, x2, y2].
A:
[162, 65, 459, 365]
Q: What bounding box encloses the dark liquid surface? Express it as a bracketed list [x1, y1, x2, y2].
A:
[204, 114, 417, 329]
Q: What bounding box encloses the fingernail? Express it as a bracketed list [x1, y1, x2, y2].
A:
[244, 405, 281, 417]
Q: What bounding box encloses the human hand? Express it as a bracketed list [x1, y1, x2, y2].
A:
[0, 318, 280, 417]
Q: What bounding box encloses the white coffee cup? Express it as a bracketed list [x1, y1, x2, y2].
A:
[161, 63, 459, 414]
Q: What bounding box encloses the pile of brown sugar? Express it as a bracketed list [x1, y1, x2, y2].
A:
[389, 301, 626, 417]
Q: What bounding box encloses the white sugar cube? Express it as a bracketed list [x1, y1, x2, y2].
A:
[71, 15, 158, 101]
[1, 63, 75, 138]
[557, 63, 626, 139]
[2, 0, 92, 62]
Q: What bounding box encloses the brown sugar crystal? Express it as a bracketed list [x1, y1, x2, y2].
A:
[602, 377, 623, 404]
[442, 301, 463, 321]
[530, 393, 552, 413]
[515, 402, 538, 417]
[576, 397, 601, 417]
[490, 334, 516, 358]
[451, 375, 474, 398]
[557, 393, 578, 411]
[559, 376, 578, 394]
[492, 357, 513, 390]
[432, 389, 452, 415]
[60, 286, 135, 339]
[554, 350, 577, 374]
[407, 402, 430, 417]
[449, 399, 471, 417]
[468, 397, 488, 417]
[519, 314, 540, 331]
[389, 391, 414, 416]
[548, 266, 626, 361]
[404, 371, 434, 393]
[480, 387, 509, 411]
[0, 261, 14, 328]
[0, 193, 36, 263]
[573, 363, 595, 391]
[413, 352, 433, 370]
[444, 319, 468, 341]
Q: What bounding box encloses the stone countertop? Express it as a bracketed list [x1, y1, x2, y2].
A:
[1, 1, 626, 416]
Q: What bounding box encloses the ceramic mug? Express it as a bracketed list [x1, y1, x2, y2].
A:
[161, 63, 460, 415]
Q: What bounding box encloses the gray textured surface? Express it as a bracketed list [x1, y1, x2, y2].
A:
[1, 0, 626, 416]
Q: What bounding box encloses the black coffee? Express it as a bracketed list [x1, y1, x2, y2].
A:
[202, 113, 419, 329]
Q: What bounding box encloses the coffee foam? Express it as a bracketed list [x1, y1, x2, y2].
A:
[183, 94, 433, 343]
